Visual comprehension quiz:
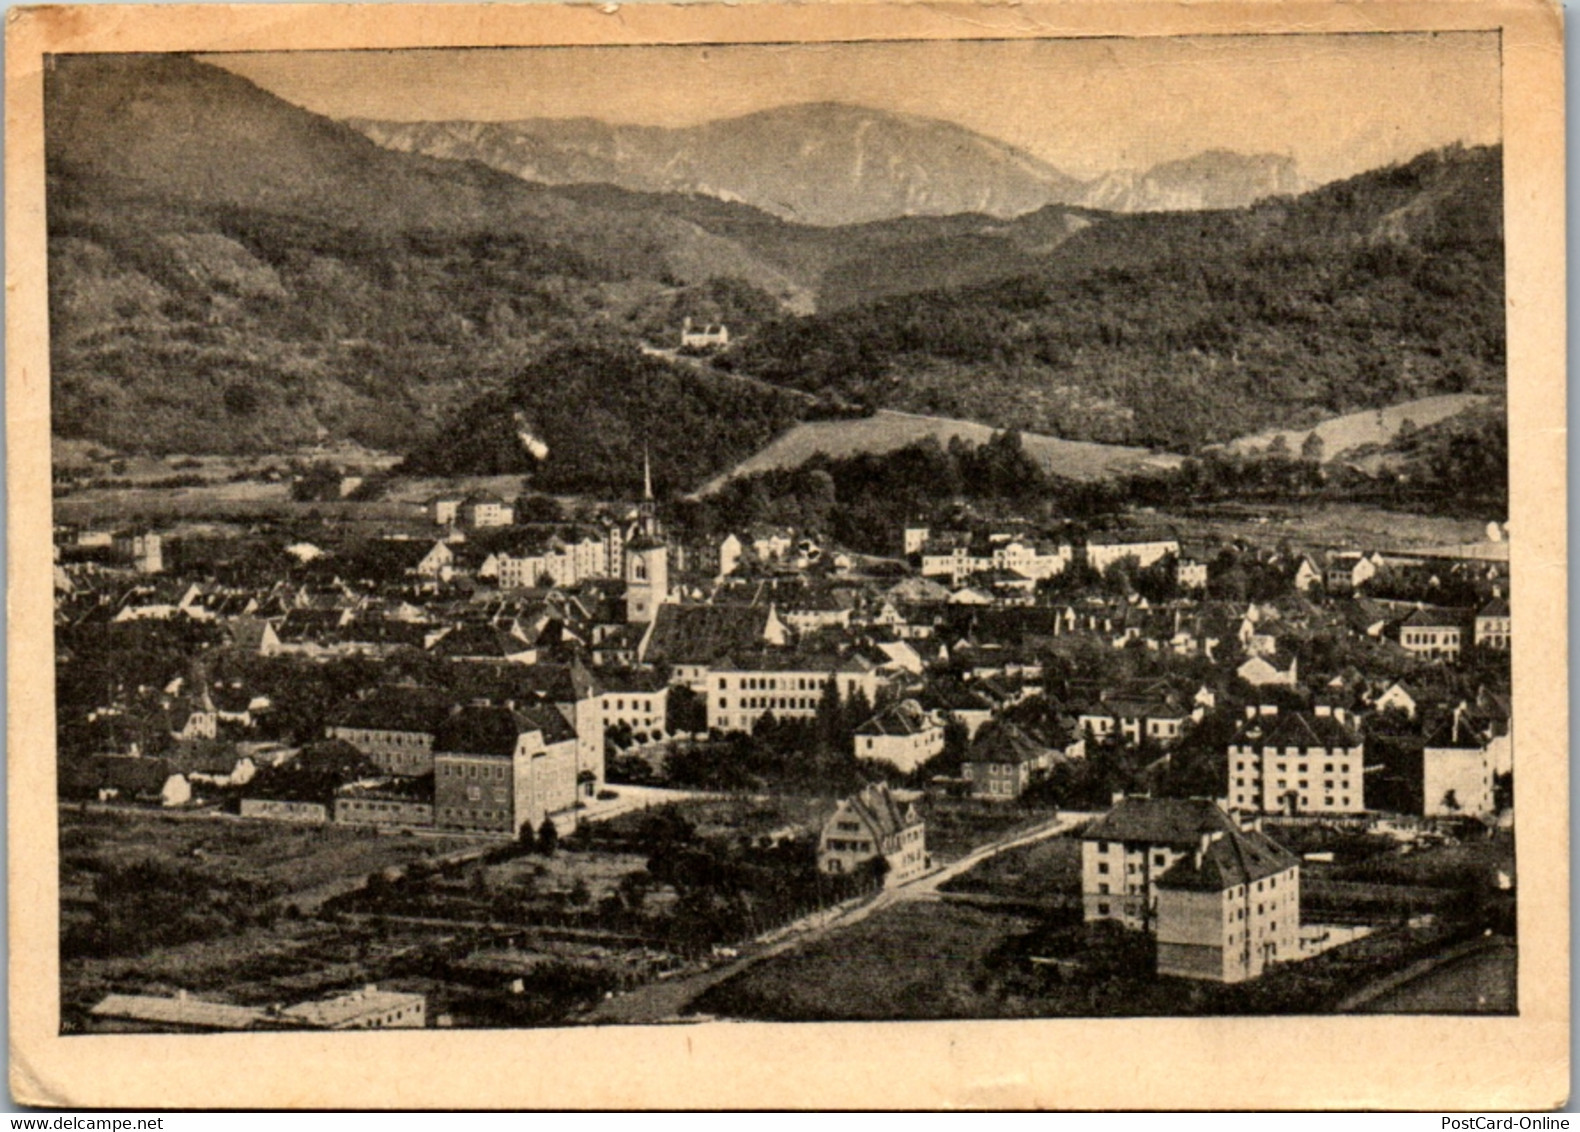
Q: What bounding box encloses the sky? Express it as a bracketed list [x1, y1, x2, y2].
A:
[206, 31, 1500, 184]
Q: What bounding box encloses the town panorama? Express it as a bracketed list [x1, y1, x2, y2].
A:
[48, 40, 1513, 1032]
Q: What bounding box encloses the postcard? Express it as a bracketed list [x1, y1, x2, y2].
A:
[6, 0, 1566, 1110]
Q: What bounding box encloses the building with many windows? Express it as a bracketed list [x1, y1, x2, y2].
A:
[328, 685, 452, 776]
[1154, 823, 1300, 983]
[706, 652, 881, 734]
[1227, 704, 1365, 816]
[334, 775, 435, 829]
[1397, 607, 1465, 661]
[919, 535, 1072, 587]
[1474, 596, 1511, 650]
[459, 492, 514, 529]
[593, 668, 671, 737]
[432, 704, 579, 835]
[1084, 534, 1180, 573]
[962, 721, 1052, 800]
[1080, 796, 1243, 930]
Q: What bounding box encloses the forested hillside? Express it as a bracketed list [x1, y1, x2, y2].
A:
[44, 55, 809, 453]
[398, 345, 807, 493]
[733, 145, 1504, 451]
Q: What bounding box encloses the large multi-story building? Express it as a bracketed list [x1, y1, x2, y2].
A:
[1154, 823, 1301, 983]
[920, 535, 1072, 587]
[328, 686, 453, 776]
[432, 704, 579, 835]
[1080, 796, 1243, 930]
[1422, 714, 1497, 819]
[593, 668, 671, 737]
[706, 652, 882, 734]
[1397, 607, 1465, 661]
[1084, 534, 1180, 573]
[1227, 704, 1365, 816]
[459, 492, 514, 529]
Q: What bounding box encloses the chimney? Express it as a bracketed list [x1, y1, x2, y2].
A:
[1110, 791, 1126, 808]
[1194, 829, 1223, 870]
[1315, 702, 1331, 717]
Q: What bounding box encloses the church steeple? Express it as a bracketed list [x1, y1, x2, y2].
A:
[625, 442, 668, 624]
[638, 443, 658, 538]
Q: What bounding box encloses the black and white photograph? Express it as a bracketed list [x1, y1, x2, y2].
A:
[8, 0, 1567, 1110]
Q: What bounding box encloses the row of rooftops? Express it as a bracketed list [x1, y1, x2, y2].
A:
[57, 546, 1509, 637]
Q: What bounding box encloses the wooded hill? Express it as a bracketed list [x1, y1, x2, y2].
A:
[398, 344, 807, 493]
[45, 55, 811, 454]
[733, 145, 1505, 452]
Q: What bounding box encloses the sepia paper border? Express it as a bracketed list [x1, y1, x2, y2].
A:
[6, 0, 1567, 1110]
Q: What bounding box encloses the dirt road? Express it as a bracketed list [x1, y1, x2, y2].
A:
[578, 810, 1095, 1026]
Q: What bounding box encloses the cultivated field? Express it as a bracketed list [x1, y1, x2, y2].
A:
[1162, 501, 1490, 551]
[1224, 393, 1491, 459]
[589, 795, 834, 843]
[60, 808, 488, 906]
[939, 834, 1084, 901]
[693, 900, 1040, 1021]
[483, 851, 653, 906]
[696, 409, 1182, 494]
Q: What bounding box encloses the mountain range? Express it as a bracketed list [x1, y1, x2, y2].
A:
[351, 106, 1309, 227]
[45, 52, 1502, 483]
